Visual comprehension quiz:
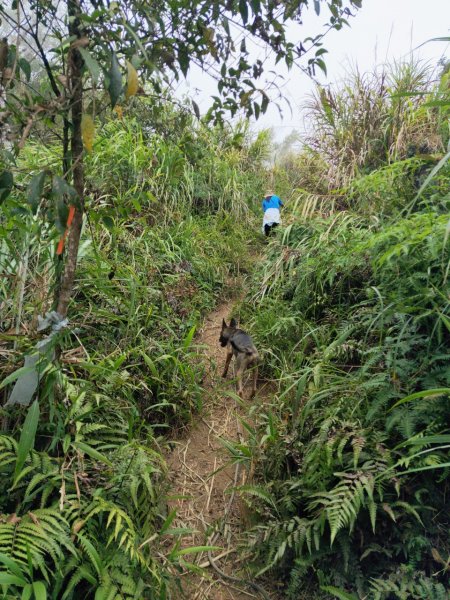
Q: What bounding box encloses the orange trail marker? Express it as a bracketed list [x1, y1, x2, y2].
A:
[56, 205, 76, 255]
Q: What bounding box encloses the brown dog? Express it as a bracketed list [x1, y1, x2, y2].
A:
[219, 318, 259, 398]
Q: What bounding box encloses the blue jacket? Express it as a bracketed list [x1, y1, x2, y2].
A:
[262, 195, 283, 212]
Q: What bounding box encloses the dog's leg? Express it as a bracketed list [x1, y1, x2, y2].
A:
[250, 363, 258, 398]
[236, 366, 245, 398]
[235, 355, 245, 398]
[222, 350, 232, 378]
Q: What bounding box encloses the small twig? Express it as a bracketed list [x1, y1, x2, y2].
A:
[198, 547, 236, 569]
[205, 457, 216, 513]
[18, 107, 44, 149]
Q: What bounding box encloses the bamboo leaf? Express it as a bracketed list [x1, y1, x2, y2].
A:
[390, 388, 450, 410]
[14, 399, 40, 483]
[0, 573, 27, 586]
[174, 545, 221, 557]
[413, 149, 450, 204]
[78, 47, 101, 84]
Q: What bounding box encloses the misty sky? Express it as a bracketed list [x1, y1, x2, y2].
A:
[176, 0, 450, 140]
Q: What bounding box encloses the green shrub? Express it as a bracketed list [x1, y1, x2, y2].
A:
[239, 203, 450, 597]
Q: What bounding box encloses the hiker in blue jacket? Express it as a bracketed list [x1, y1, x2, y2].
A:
[262, 191, 284, 236]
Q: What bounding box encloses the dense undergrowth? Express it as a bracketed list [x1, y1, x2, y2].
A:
[1, 53, 449, 600]
[235, 62, 450, 599]
[0, 102, 264, 598]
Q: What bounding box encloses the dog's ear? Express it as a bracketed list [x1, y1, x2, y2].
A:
[222, 318, 227, 329]
[230, 318, 237, 328]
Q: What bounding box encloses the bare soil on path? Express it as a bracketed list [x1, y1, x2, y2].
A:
[167, 298, 277, 600]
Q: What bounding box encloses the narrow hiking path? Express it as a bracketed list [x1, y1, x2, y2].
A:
[167, 296, 277, 600]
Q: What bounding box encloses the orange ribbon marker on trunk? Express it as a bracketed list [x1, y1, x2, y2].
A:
[56, 205, 76, 255]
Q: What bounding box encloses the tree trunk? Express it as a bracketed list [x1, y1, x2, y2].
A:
[56, 0, 85, 318]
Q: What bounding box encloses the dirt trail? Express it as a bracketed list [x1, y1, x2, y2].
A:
[167, 299, 275, 600]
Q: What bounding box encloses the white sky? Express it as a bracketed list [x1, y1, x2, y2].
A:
[177, 0, 450, 141]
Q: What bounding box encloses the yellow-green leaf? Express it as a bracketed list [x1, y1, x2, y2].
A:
[125, 61, 138, 99]
[81, 114, 95, 153]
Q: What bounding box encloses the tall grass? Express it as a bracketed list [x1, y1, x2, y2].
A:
[0, 98, 265, 597]
[305, 60, 443, 185]
[236, 59, 450, 600]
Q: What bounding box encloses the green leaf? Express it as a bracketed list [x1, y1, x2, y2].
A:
[314, 0, 321, 16]
[78, 47, 101, 84]
[321, 586, 358, 600]
[32, 581, 47, 600]
[107, 52, 122, 108]
[192, 100, 200, 119]
[424, 99, 450, 107]
[405, 435, 450, 446]
[77, 533, 103, 576]
[74, 441, 113, 467]
[56, 199, 69, 233]
[390, 388, 450, 410]
[413, 148, 450, 204]
[160, 509, 177, 535]
[238, 484, 277, 509]
[183, 325, 196, 350]
[0, 170, 13, 204]
[397, 461, 450, 476]
[0, 364, 37, 390]
[0, 573, 27, 586]
[18, 57, 31, 81]
[22, 584, 33, 600]
[178, 44, 189, 77]
[52, 176, 77, 201]
[250, 0, 260, 14]
[0, 553, 26, 579]
[315, 58, 327, 76]
[261, 93, 269, 114]
[174, 545, 221, 557]
[27, 171, 47, 214]
[52, 176, 77, 231]
[102, 215, 114, 230]
[94, 588, 108, 600]
[14, 399, 40, 483]
[239, 0, 249, 24]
